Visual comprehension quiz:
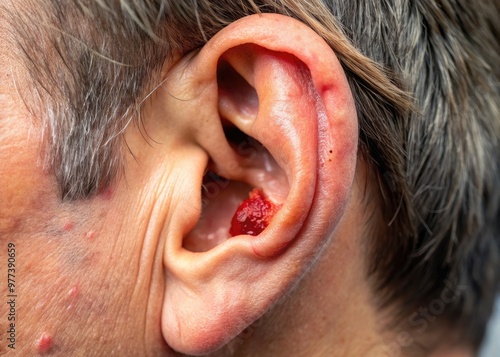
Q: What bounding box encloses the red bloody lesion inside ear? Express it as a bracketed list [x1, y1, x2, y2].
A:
[182, 124, 288, 252]
[182, 170, 283, 252]
[229, 188, 281, 237]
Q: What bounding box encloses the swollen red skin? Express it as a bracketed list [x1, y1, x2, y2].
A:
[36, 332, 53, 354]
[229, 188, 280, 237]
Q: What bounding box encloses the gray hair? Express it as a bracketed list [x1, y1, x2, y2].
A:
[3, 0, 499, 352]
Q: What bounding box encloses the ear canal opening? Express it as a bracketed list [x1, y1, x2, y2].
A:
[183, 126, 289, 253]
[182, 167, 253, 253]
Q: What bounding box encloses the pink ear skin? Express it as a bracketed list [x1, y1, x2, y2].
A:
[159, 14, 358, 355]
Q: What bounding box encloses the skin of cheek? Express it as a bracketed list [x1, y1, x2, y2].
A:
[7, 183, 171, 356]
[0, 59, 165, 355]
[0, 123, 169, 356]
[0, 63, 174, 355]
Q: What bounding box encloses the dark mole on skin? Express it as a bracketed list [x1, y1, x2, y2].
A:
[36, 332, 53, 354]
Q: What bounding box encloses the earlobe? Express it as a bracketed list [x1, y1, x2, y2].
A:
[159, 14, 358, 355]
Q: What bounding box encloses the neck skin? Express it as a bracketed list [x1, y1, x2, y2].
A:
[219, 164, 473, 357]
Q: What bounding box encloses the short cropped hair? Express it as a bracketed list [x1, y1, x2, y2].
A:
[3, 0, 499, 352]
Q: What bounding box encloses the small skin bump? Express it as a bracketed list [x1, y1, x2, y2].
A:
[98, 186, 114, 200]
[63, 222, 74, 232]
[67, 285, 80, 310]
[85, 231, 95, 240]
[68, 285, 79, 299]
[36, 332, 53, 354]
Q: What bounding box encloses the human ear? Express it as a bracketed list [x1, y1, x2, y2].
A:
[157, 14, 358, 355]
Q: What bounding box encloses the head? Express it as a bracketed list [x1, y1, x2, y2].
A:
[1, 0, 498, 356]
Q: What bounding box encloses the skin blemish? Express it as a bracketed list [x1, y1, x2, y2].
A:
[67, 285, 80, 310]
[85, 231, 95, 240]
[68, 285, 79, 299]
[63, 222, 74, 232]
[98, 186, 114, 200]
[329, 150, 333, 153]
[36, 332, 53, 354]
